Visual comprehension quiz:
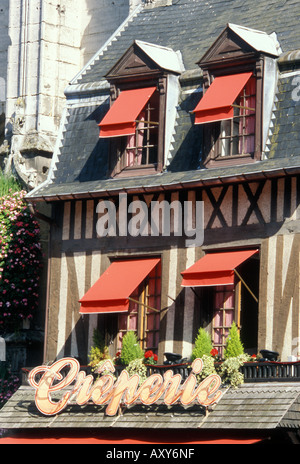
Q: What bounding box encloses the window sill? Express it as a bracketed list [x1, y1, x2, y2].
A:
[203, 153, 257, 168]
[111, 164, 161, 178]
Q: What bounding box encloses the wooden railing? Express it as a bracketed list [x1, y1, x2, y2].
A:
[241, 361, 300, 382]
[144, 363, 191, 379]
[21, 360, 300, 385]
[145, 361, 300, 383]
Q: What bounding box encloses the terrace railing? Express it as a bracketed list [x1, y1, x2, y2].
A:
[117, 360, 300, 382]
[145, 361, 300, 383]
[21, 360, 300, 385]
[241, 361, 300, 382]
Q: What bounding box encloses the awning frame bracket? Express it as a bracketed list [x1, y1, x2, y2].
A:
[232, 104, 255, 112]
[128, 297, 162, 314]
[234, 269, 258, 303]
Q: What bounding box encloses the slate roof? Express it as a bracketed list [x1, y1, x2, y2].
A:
[1, 383, 300, 431]
[26, 0, 300, 201]
[266, 73, 300, 159]
[72, 0, 300, 85]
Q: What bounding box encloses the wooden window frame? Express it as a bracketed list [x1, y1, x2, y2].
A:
[108, 77, 167, 178]
[212, 284, 240, 357]
[202, 59, 264, 168]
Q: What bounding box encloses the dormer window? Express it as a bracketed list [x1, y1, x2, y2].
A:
[99, 87, 160, 172]
[193, 24, 280, 167]
[126, 90, 159, 168]
[194, 72, 256, 162]
[98, 40, 183, 177]
[218, 76, 256, 157]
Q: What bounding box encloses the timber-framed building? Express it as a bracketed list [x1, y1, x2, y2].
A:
[1, 0, 300, 444]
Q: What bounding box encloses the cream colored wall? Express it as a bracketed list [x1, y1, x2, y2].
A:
[2, 0, 141, 186]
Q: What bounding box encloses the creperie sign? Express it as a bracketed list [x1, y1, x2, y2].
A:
[28, 357, 222, 417]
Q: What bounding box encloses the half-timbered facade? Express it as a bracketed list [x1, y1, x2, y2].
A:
[26, 3, 300, 365]
[2, 0, 300, 444]
[39, 174, 300, 364]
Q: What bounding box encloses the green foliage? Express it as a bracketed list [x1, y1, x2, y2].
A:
[218, 354, 250, 388]
[0, 190, 42, 331]
[88, 329, 110, 371]
[120, 331, 144, 366]
[126, 358, 147, 385]
[191, 328, 213, 360]
[92, 328, 106, 350]
[89, 346, 110, 371]
[93, 359, 116, 381]
[224, 322, 244, 359]
[0, 172, 21, 197]
[191, 323, 251, 388]
[196, 354, 217, 381]
[143, 350, 158, 365]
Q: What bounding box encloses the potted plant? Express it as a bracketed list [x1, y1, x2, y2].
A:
[191, 327, 213, 360]
[119, 331, 144, 366]
[143, 350, 158, 365]
[224, 321, 244, 359]
[88, 329, 110, 375]
[191, 323, 251, 388]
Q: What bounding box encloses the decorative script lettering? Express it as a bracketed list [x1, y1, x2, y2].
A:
[28, 358, 222, 416]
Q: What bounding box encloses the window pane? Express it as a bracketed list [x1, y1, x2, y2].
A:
[212, 285, 235, 357]
[119, 314, 128, 331]
[128, 313, 138, 331]
[214, 309, 223, 327]
[147, 313, 154, 330]
[125, 91, 159, 168]
[225, 309, 234, 327]
[147, 332, 154, 350]
[213, 327, 222, 345]
[127, 112, 145, 166]
[217, 77, 256, 158]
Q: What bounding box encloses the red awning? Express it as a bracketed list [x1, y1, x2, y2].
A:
[181, 250, 258, 287]
[99, 87, 157, 137]
[193, 72, 253, 124]
[79, 258, 160, 314]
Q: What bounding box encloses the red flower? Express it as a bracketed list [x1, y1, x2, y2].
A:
[144, 350, 154, 359]
[153, 354, 158, 362]
[210, 348, 218, 357]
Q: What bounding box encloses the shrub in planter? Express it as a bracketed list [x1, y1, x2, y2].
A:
[191, 327, 213, 360]
[126, 358, 147, 385]
[120, 331, 144, 366]
[196, 354, 217, 381]
[92, 359, 117, 381]
[88, 328, 110, 371]
[218, 354, 251, 388]
[224, 322, 244, 359]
